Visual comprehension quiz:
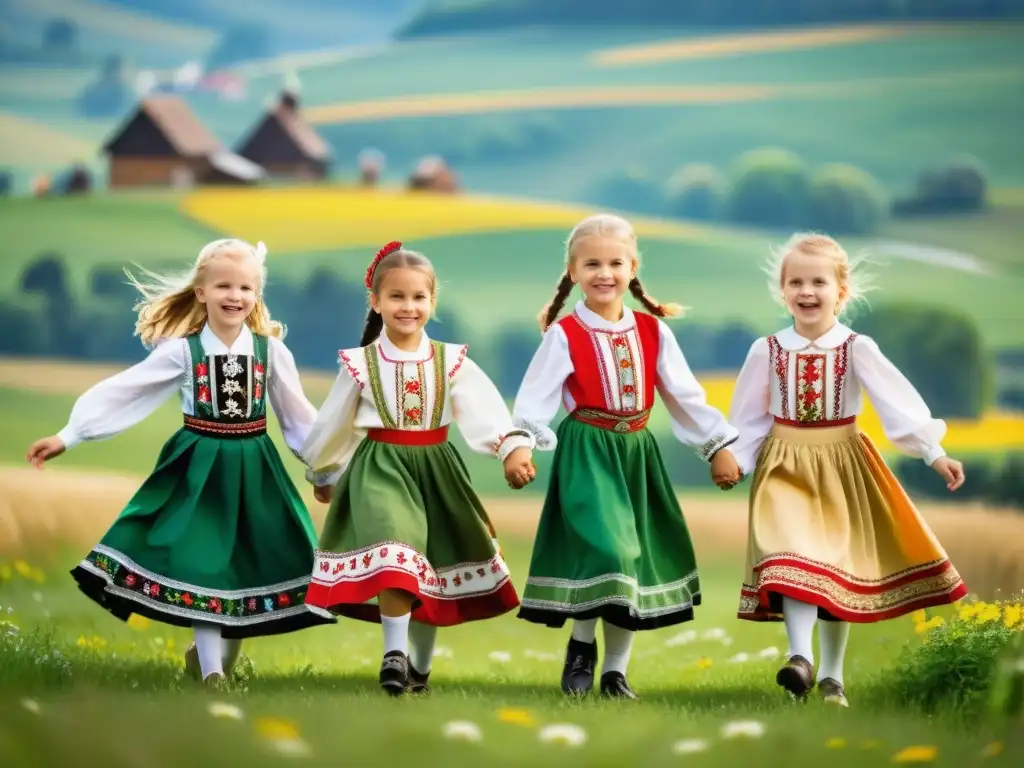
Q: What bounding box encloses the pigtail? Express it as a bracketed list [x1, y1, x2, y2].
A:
[359, 306, 384, 347]
[537, 271, 574, 331]
[628, 277, 684, 319]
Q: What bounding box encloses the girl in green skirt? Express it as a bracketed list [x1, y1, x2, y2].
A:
[511, 214, 743, 699]
[26, 238, 334, 688]
[300, 241, 539, 696]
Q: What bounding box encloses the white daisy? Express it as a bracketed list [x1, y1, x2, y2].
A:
[758, 646, 781, 659]
[20, 698, 41, 715]
[538, 723, 588, 747]
[442, 720, 483, 742]
[701, 628, 727, 641]
[488, 650, 512, 663]
[721, 720, 766, 739]
[728, 652, 750, 663]
[665, 629, 698, 647]
[672, 738, 709, 754]
[207, 702, 244, 720]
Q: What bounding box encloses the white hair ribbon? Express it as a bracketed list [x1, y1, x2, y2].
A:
[254, 241, 268, 263]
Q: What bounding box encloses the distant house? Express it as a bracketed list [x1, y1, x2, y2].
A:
[234, 88, 332, 180]
[102, 95, 264, 189]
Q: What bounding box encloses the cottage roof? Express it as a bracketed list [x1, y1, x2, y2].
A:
[104, 95, 221, 157]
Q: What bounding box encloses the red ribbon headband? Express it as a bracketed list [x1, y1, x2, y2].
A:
[365, 241, 402, 289]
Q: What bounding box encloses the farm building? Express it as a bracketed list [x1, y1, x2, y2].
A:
[102, 95, 264, 189]
[234, 88, 332, 180]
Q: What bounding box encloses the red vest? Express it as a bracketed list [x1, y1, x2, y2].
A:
[557, 310, 660, 414]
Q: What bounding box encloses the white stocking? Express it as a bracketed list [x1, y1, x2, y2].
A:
[193, 622, 224, 680]
[782, 597, 817, 664]
[816, 620, 850, 684]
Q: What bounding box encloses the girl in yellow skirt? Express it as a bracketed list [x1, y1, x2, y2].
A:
[727, 233, 968, 708]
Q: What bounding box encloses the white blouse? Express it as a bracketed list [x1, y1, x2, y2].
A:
[300, 331, 535, 486]
[56, 325, 318, 456]
[512, 301, 739, 462]
[728, 323, 948, 475]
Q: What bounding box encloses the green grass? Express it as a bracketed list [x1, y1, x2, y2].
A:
[0, 548, 1018, 766]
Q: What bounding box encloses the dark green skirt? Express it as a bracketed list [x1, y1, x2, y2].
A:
[304, 436, 520, 627]
[518, 416, 701, 631]
[71, 428, 335, 638]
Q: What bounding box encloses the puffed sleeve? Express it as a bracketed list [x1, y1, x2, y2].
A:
[298, 353, 362, 486]
[267, 336, 319, 458]
[56, 339, 186, 450]
[853, 335, 947, 465]
[655, 320, 739, 462]
[450, 348, 536, 461]
[509, 325, 572, 451]
[728, 338, 773, 476]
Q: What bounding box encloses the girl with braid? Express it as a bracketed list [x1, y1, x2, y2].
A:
[299, 241, 538, 696]
[511, 214, 742, 699]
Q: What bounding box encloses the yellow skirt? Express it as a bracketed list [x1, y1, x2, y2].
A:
[738, 420, 967, 623]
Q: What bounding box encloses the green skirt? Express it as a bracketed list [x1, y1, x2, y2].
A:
[304, 437, 520, 627]
[70, 428, 335, 639]
[517, 416, 701, 631]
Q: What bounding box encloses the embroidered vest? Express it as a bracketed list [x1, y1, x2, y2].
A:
[185, 334, 268, 435]
[363, 339, 448, 430]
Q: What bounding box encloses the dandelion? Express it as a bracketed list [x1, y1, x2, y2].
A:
[672, 738, 709, 754]
[911, 609, 927, 623]
[538, 723, 587, 747]
[891, 745, 938, 763]
[980, 742, 1003, 759]
[488, 650, 512, 663]
[442, 720, 483, 742]
[127, 615, 151, 631]
[207, 702, 245, 720]
[826, 737, 847, 749]
[496, 708, 536, 727]
[977, 604, 1001, 624]
[255, 717, 310, 757]
[20, 698, 41, 715]
[728, 653, 750, 664]
[696, 657, 713, 670]
[1003, 605, 1021, 629]
[721, 720, 766, 739]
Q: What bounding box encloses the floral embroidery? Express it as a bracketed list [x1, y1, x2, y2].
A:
[253, 361, 265, 381]
[405, 407, 423, 424]
[404, 379, 420, 394]
[195, 362, 209, 383]
[222, 398, 245, 418]
[609, 333, 638, 411]
[768, 336, 791, 420]
[86, 550, 307, 621]
[397, 362, 427, 428]
[253, 382, 263, 401]
[221, 378, 243, 396]
[197, 385, 211, 404]
[221, 355, 243, 379]
[831, 334, 855, 420]
[795, 354, 825, 422]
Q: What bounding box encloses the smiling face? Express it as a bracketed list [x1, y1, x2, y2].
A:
[370, 266, 434, 345]
[194, 253, 260, 335]
[782, 251, 845, 336]
[567, 236, 636, 314]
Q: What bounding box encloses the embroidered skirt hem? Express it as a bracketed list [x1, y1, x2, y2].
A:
[737, 422, 967, 624]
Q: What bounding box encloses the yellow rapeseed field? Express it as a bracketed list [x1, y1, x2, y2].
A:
[179, 187, 709, 252]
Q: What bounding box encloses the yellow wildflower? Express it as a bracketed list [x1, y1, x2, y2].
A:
[696, 657, 713, 669]
[977, 605, 1002, 624]
[1002, 605, 1021, 629]
[13, 560, 32, 578]
[825, 737, 846, 749]
[959, 603, 982, 619]
[255, 717, 301, 742]
[892, 745, 938, 763]
[496, 708, 537, 727]
[911, 610, 927, 624]
[127, 615, 150, 631]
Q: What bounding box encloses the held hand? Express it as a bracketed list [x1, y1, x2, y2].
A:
[26, 435, 65, 469]
[503, 447, 536, 490]
[931, 456, 965, 492]
[313, 485, 334, 504]
[710, 448, 742, 491]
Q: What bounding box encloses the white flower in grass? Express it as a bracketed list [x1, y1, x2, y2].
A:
[665, 629, 697, 647]
[488, 650, 512, 663]
[442, 720, 483, 742]
[758, 646, 781, 659]
[207, 701, 245, 720]
[539, 723, 587, 747]
[433, 646, 454, 658]
[701, 628, 727, 641]
[721, 720, 766, 740]
[728, 652, 750, 664]
[721, 636, 734, 647]
[672, 738, 709, 754]
[20, 698, 41, 715]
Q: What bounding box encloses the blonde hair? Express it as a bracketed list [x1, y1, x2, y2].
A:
[360, 247, 438, 346]
[765, 232, 875, 318]
[537, 213, 684, 331]
[127, 238, 283, 347]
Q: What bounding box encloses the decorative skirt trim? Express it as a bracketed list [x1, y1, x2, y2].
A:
[305, 541, 519, 626]
[366, 426, 449, 446]
[183, 415, 267, 437]
[518, 570, 701, 631]
[71, 545, 332, 637]
[737, 552, 968, 623]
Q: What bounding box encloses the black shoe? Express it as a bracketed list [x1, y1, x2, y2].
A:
[407, 663, 430, 694]
[599, 671, 639, 700]
[776, 655, 815, 699]
[379, 651, 409, 696]
[561, 637, 598, 696]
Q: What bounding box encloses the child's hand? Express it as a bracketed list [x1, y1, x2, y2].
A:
[26, 435, 65, 469]
[710, 448, 742, 490]
[503, 447, 535, 490]
[314, 485, 333, 504]
[931, 456, 965, 492]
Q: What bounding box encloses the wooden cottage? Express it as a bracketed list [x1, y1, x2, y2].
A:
[234, 88, 332, 180]
[103, 95, 264, 188]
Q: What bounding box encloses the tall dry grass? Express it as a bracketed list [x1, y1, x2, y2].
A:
[2, 466, 1022, 597]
